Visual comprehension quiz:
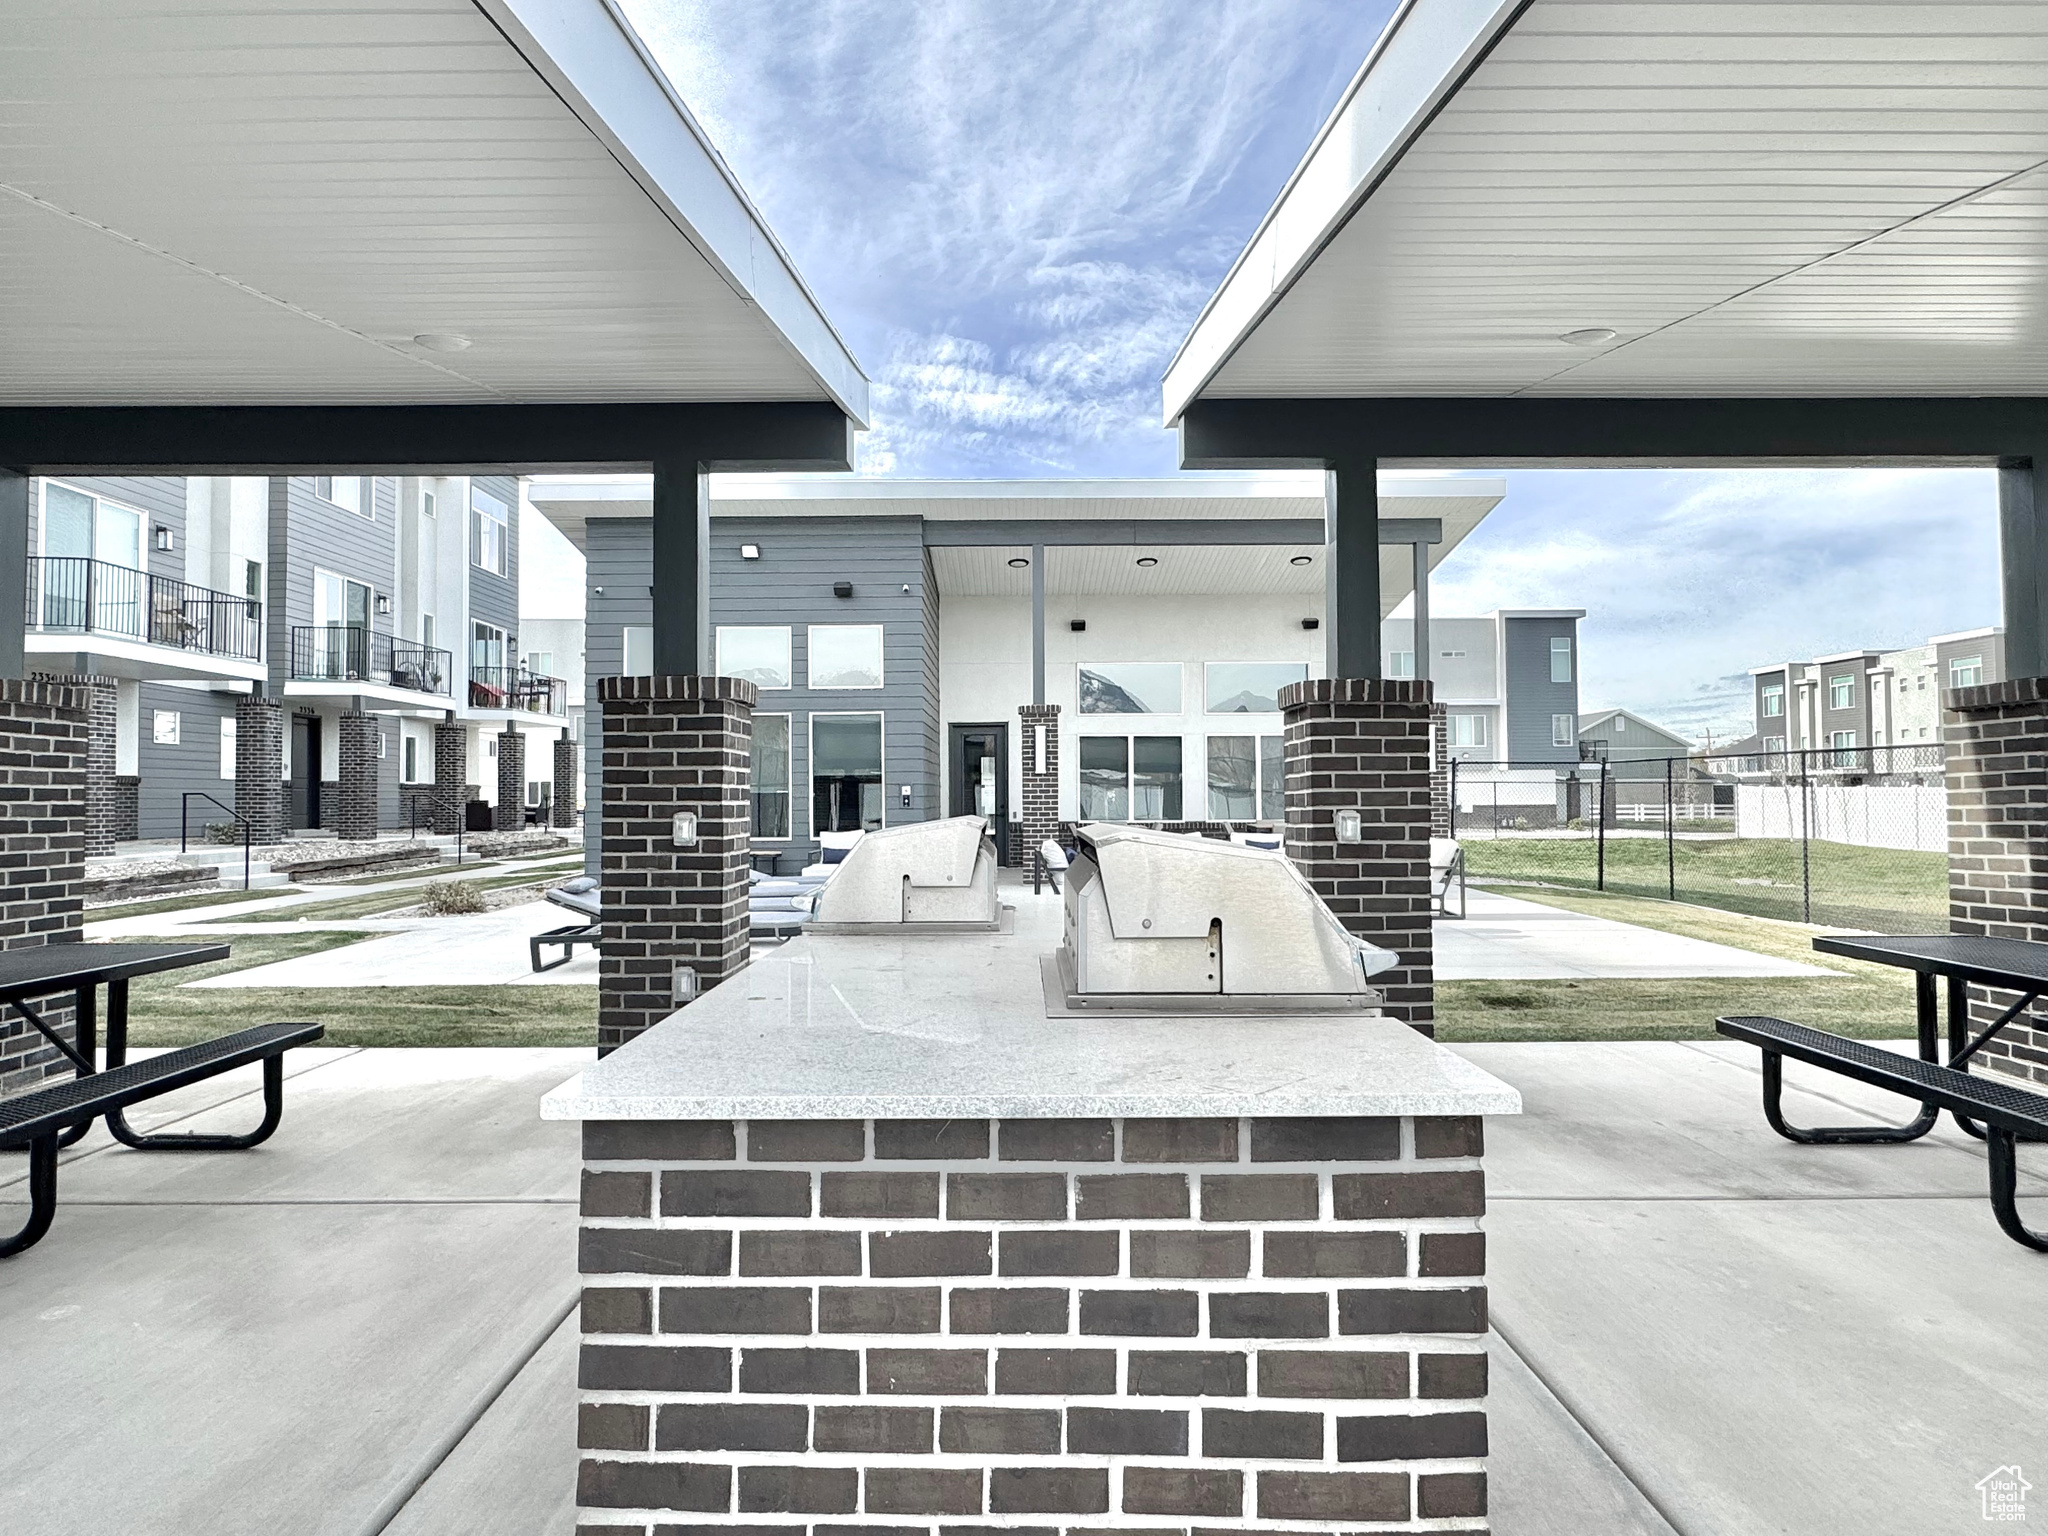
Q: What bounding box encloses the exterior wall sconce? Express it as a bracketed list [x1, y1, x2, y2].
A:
[671, 811, 698, 847]
[154, 526, 174, 552]
[1301, 618, 1320, 630]
[1069, 619, 1086, 632]
[672, 963, 699, 1007]
[740, 544, 760, 559]
[833, 581, 853, 598]
[1334, 809, 1364, 843]
[375, 593, 392, 616]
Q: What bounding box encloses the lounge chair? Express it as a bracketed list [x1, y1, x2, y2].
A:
[531, 875, 601, 971]
[1038, 837, 1069, 893]
[1430, 836, 1466, 919]
[801, 828, 865, 878]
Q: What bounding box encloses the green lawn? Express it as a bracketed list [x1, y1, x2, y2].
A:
[219, 867, 579, 924]
[1437, 883, 1919, 1043]
[85, 884, 309, 921]
[120, 930, 596, 1048]
[1460, 834, 1946, 933]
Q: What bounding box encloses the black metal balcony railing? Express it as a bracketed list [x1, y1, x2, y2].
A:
[30, 556, 262, 662]
[289, 625, 451, 697]
[469, 666, 567, 716]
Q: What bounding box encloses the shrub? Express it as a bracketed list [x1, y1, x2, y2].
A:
[419, 879, 487, 916]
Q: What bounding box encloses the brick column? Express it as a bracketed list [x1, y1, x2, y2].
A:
[0, 679, 90, 1096]
[496, 728, 527, 831]
[577, 1113, 1490, 1532]
[433, 719, 467, 835]
[1946, 677, 2048, 1085]
[1429, 701, 1450, 840]
[333, 710, 380, 841]
[1019, 703, 1060, 874]
[234, 694, 285, 844]
[554, 730, 578, 828]
[598, 676, 755, 1054]
[32, 671, 115, 855]
[1281, 679, 1435, 1035]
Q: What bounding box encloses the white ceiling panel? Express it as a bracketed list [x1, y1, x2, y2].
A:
[0, 0, 866, 411]
[1171, 1, 2048, 407]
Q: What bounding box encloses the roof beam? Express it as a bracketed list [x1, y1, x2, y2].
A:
[920, 517, 1440, 547]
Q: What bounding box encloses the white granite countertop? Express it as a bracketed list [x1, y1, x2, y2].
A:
[542, 901, 1520, 1121]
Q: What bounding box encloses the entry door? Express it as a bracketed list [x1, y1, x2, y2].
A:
[949, 724, 1010, 865]
[290, 715, 321, 829]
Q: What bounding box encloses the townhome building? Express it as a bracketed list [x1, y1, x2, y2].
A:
[1382, 609, 1586, 765]
[22, 472, 573, 852]
[1748, 626, 2004, 757]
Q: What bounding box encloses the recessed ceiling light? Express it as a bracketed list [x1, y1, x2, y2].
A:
[1289, 554, 1314, 567]
[413, 333, 472, 352]
[1559, 327, 1617, 347]
[1135, 556, 1158, 567]
[1007, 557, 1029, 568]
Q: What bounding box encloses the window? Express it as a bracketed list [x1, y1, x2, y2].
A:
[153, 710, 180, 746]
[1549, 635, 1573, 683]
[1204, 662, 1307, 714]
[1078, 662, 1181, 715]
[1950, 655, 1985, 688]
[1446, 712, 1491, 748]
[1828, 728, 1859, 765]
[378, 731, 388, 759]
[421, 613, 435, 651]
[812, 713, 883, 832]
[403, 734, 418, 783]
[470, 485, 509, 576]
[1079, 736, 1182, 820]
[752, 714, 792, 839]
[39, 482, 145, 634]
[1611, 717, 1627, 736]
[1763, 735, 1786, 754]
[313, 476, 364, 515]
[622, 625, 652, 677]
[1387, 651, 1416, 679]
[1761, 683, 1784, 718]
[421, 489, 436, 518]
[808, 625, 884, 689]
[1551, 714, 1574, 747]
[1828, 674, 1854, 710]
[244, 559, 263, 621]
[307, 569, 371, 679]
[527, 650, 553, 680]
[718, 626, 793, 690]
[1207, 735, 1285, 820]
[219, 716, 236, 779]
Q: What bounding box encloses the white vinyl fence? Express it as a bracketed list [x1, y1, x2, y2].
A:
[1735, 782, 1946, 854]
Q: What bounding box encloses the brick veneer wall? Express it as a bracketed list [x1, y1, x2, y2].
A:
[1019, 704, 1059, 877]
[433, 720, 467, 836]
[556, 732, 580, 828]
[0, 679, 91, 1096]
[575, 1113, 1489, 1534]
[597, 676, 755, 1054]
[1946, 677, 2048, 1084]
[32, 672, 115, 855]
[497, 728, 527, 831]
[1429, 703, 1450, 841]
[235, 694, 285, 845]
[113, 776, 141, 842]
[1279, 679, 1435, 1035]
[333, 711, 380, 841]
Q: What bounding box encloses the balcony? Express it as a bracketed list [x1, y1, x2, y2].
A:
[469, 665, 566, 716]
[30, 556, 262, 662]
[290, 626, 451, 697]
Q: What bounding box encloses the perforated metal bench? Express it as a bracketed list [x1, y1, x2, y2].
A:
[1717, 1014, 2048, 1251]
[1, 1021, 323, 1257]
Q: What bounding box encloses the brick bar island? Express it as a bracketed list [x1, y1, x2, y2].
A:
[544, 901, 1520, 1536]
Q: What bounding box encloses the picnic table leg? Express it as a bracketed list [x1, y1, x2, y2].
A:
[1947, 973, 1990, 1141]
[1986, 1128, 2048, 1252]
[54, 984, 95, 1148]
[0, 1133, 58, 1257]
[103, 978, 288, 1152]
[1759, 1050, 1938, 1144]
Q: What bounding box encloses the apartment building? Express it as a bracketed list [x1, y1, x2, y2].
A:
[22, 472, 572, 851]
[1748, 626, 2004, 755]
[1382, 609, 1586, 765]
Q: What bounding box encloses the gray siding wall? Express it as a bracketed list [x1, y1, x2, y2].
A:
[1818, 657, 1873, 743]
[134, 683, 238, 841]
[469, 473, 521, 647]
[1753, 668, 1787, 740]
[1502, 617, 1580, 763]
[267, 476, 399, 692]
[30, 475, 189, 582]
[580, 514, 940, 870]
[1937, 634, 2005, 689]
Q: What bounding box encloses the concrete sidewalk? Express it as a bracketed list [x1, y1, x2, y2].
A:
[3, 1041, 2041, 1533]
[1437, 889, 1833, 980]
[186, 901, 601, 988]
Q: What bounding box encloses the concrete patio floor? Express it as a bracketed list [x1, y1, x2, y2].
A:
[1, 1040, 2040, 1534]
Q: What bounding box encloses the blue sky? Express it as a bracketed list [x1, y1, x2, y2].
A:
[618, 0, 2005, 743]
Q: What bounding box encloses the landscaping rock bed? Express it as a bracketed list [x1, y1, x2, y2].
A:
[268, 841, 445, 884]
[83, 862, 218, 906]
[464, 830, 576, 859]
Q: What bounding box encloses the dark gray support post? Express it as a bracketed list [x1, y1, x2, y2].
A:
[651, 454, 710, 676]
[0, 468, 26, 679]
[1031, 542, 1046, 706]
[1411, 538, 1431, 684]
[1999, 457, 2048, 679]
[1324, 456, 1381, 679]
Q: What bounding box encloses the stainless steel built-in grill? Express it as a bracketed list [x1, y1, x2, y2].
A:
[1055, 823, 1395, 1011]
[810, 817, 1001, 930]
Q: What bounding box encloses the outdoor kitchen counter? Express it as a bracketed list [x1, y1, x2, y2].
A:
[541, 900, 1519, 1121]
[549, 899, 1516, 1536]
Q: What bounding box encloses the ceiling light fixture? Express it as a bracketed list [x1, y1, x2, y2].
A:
[413, 333, 472, 352]
[1007, 557, 1029, 568]
[1289, 554, 1313, 567]
[1559, 327, 1617, 347]
[1135, 556, 1158, 567]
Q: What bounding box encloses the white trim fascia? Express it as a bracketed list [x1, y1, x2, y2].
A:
[1928, 625, 2004, 645]
[24, 631, 265, 685]
[479, 0, 869, 424]
[1161, 0, 1528, 423]
[281, 680, 453, 714]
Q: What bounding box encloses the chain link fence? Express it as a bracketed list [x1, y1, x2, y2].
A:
[1451, 743, 1948, 933]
